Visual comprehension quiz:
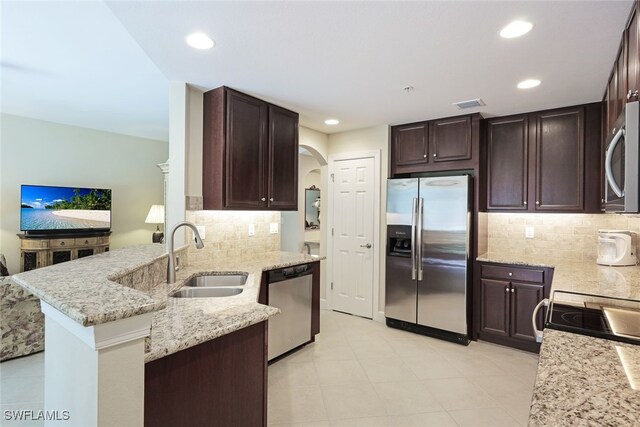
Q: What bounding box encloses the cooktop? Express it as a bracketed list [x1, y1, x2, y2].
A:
[546, 291, 640, 345]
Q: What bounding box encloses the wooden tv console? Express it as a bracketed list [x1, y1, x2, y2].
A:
[18, 232, 111, 272]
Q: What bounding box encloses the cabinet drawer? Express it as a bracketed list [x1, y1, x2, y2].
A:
[50, 239, 75, 248]
[75, 237, 98, 246]
[481, 264, 544, 283]
[21, 239, 49, 249]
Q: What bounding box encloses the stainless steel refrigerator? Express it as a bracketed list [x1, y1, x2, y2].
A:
[385, 175, 471, 344]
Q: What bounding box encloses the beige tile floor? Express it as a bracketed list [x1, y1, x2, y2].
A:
[268, 310, 539, 427]
[0, 310, 538, 427]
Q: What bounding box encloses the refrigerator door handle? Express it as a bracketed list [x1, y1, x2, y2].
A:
[411, 197, 417, 280]
[417, 197, 424, 281]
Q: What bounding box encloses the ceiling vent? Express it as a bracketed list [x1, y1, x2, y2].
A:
[453, 98, 486, 110]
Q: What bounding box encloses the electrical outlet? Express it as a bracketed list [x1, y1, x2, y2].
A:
[248, 224, 255, 236]
[270, 222, 279, 234]
[525, 226, 535, 239]
[196, 225, 206, 240]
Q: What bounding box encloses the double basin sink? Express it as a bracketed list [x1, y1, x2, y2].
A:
[170, 273, 248, 298]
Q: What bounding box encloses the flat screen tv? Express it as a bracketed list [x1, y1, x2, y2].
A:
[20, 185, 112, 233]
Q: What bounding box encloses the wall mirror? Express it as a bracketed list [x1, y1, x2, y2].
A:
[305, 186, 321, 229]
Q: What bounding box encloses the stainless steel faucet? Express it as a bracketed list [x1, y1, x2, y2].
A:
[167, 221, 204, 285]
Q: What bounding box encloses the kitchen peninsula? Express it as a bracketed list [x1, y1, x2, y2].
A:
[477, 253, 640, 425]
[12, 244, 321, 427]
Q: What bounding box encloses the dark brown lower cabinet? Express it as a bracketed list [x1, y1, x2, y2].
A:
[144, 321, 267, 427]
[477, 262, 553, 353]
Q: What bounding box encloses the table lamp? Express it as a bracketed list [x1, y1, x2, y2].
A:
[145, 205, 165, 243]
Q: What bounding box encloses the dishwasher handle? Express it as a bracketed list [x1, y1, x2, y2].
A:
[268, 263, 313, 283]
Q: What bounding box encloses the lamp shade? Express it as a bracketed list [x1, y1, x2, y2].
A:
[145, 205, 165, 224]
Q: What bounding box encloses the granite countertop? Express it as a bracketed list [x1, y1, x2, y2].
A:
[477, 253, 640, 425]
[13, 244, 322, 362]
[12, 245, 169, 326]
[529, 329, 640, 426]
[144, 252, 322, 362]
[477, 252, 640, 300]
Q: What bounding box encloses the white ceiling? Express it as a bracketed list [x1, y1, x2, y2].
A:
[1, 1, 634, 141]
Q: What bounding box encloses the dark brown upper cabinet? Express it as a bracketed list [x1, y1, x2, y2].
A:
[534, 108, 584, 211]
[486, 115, 529, 210]
[485, 103, 601, 213]
[391, 122, 429, 175]
[430, 116, 472, 162]
[203, 86, 298, 211]
[391, 113, 480, 176]
[602, 1, 640, 139]
[627, 4, 639, 103]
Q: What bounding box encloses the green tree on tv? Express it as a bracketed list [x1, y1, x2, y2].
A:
[46, 189, 111, 210]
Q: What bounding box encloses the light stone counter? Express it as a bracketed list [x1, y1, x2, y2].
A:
[144, 252, 322, 362]
[12, 245, 170, 326]
[477, 253, 640, 426]
[529, 329, 640, 426]
[476, 253, 640, 299]
[12, 244, 322, 362]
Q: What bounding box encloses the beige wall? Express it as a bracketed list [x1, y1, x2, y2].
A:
[487, 213, 640, 262]
[327, 125, 390, 313]
[0, 114, 167, 273]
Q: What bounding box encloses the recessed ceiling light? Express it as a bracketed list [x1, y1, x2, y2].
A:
[517, 79, 541, 89]
[500, 20, 534, 39]
[324, 119, 339, 125]
[186, 33, 215, 50]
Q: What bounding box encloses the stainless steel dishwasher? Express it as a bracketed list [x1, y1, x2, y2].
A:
[267, 263, 313, 361]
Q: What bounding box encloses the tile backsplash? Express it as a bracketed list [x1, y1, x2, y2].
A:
[487, 213, 640, 262]
[185, 211, 281, 264]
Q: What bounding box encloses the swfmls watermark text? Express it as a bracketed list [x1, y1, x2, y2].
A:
[3, 410, 70, 421]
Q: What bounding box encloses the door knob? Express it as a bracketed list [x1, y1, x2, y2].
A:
[360, 243, 372, 249]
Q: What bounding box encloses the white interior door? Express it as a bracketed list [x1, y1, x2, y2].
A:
[330, 156, 375, 318]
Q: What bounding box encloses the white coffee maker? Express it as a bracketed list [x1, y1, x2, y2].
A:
[597, 230, 638, 266]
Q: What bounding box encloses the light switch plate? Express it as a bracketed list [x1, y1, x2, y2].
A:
[248, 224, 255, 236]
[196, 225, 206, 240]
[270, 222, 279, 234]
[525, 226, 535, 239]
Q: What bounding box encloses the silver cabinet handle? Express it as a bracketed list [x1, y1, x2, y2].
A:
[511, 288, 515, 293]
[505, 287, 510, 293]
[535, 201, 540, 205]
[261, 197, 266, 202]
[523, 201, 527, 205]
[508, 272, 513, 277]
[270, 198, 274, 202]
[433, 153, 436, 157]
[423, 154, 427, 158]
[360, 243, 372, 248]
[532, 298, 549, 343]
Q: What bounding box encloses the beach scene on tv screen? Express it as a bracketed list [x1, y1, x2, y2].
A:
[21, 186, 111, 231]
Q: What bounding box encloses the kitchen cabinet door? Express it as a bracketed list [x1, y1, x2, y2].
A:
[391, 122, 429, 174]
[429, 116, 472, 162]
[534, 108, 584, 211]
[268, 105, 298, 210]
[203, 86, 299, 211]
[607, 70, 618, 139]
[224, 89, 268, 209]
[510, 282, 544, 342]
[479, 279, 510, 337]
[627, 4, 639, 102]
[617, 42, 627, 118]
[486, 116, 529, 210]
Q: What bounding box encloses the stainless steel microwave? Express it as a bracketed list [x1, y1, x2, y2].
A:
[604, 101, 639, 213]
